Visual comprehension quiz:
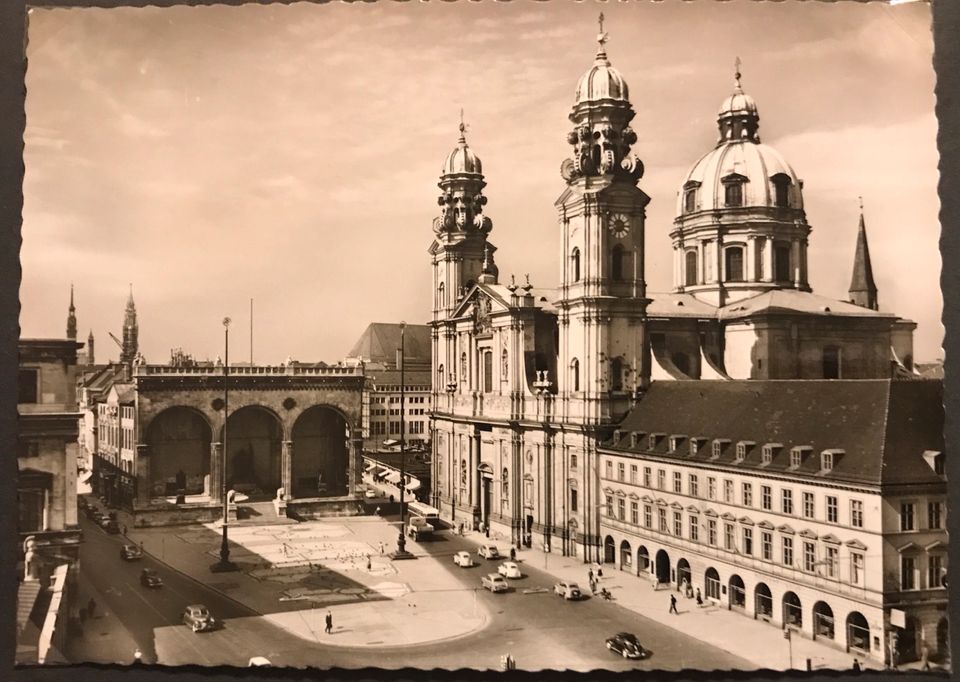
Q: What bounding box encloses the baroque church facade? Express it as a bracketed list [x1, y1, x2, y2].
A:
[429, 28, 916, 562]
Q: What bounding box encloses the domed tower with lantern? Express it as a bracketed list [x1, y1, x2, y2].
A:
[671, 60, 811, 308]
[555, 14, 651, 421]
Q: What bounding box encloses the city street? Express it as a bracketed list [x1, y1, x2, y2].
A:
[78, 509, 749, 671]
[76, 514, 261, 664]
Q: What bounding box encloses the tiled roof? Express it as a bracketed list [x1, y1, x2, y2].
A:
[718, 289, 897, 320]
[647, 292, 718, 318]
[347, 323, 431, 365]
[605, 379, 943, 487]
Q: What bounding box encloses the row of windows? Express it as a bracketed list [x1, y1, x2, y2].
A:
[901, 554, 948, 591]
[681, 174, 791, 214]
[901, 501, 946, 532]
[603, 462, 867, 528]
[372, 395, 428, 404]
[682, 242, 793, 286]
[603, 496, 867, 586]
[615, 435, 840, 470]
[372, 420, 427, 436]
[569, 245, 632, 283]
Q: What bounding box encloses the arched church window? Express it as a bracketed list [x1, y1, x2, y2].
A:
[571, 248, 581, 283]
[611, 357, 623, 391]
[823, 346, 841, 379]
[685, 250, 699, 287]
[438, 282, 445, 310]
[501, 468, 509, 500]
[571, 358, 580, 392]
[724, 181, 744, 208]
[612, 244, 625, 281]
[774, 243, 792, 282]
[501, 349, 509, 379]
[460, 459, 467, 485]
[725, 246, 745, 282]
[771, 174, 791, 208]
[460, 352, 467, 380]
[438, 363, 445, 385]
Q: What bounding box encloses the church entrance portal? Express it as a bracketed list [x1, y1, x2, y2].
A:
[291, 406, 350, 498]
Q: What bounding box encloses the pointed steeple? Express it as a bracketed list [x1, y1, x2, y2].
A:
[848, 199, 878, 310]
[87, 329, 95, 365]
[121, 284, 139, 365]
[66, 284, 77, 340]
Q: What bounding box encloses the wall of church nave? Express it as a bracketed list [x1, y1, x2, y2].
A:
[793, 326, 891, 379]
[722, 324, 762, 379]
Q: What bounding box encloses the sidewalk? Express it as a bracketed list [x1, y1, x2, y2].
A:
[500, 537, 878, 673]
[66, 565, 140, 665]
[113, 506, 488, 649]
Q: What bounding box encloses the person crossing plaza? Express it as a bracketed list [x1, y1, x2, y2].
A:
[669, 594, 678, 614]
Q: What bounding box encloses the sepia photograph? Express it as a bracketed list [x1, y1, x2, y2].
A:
[12, 0, 952, 675]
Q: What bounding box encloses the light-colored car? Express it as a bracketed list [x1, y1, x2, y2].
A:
[481, 573, 509, 593]
[364, 489, 378, 498]
[121, 544, 143, 561]
[554, 581, 582, 600]
[248, 656, 272, 667]
[453, 550, 475, 567]
[497, 561, 522, 579]
[477, 545, 500, 560]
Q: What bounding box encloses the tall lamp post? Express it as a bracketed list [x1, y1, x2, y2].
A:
[391, 321, 414, 560]
[211, 316, 238, 573]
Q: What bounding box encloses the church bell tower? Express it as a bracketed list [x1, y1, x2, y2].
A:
[556, 16, 651, 421]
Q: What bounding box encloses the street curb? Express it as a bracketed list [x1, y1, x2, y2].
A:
[126, 530, 265, 618]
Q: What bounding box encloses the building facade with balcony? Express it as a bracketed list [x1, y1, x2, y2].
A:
[596, 379, 946, 666]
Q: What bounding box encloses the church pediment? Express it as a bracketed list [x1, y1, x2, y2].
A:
[449, 284, 513, 327]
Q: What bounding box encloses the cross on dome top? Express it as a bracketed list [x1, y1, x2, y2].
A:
[734, 56, 743, 92]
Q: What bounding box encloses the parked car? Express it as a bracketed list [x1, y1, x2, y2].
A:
[364, 488, 378, 499]
[248, 657, 272, 667]
[140, 568, 163, 588]
[453, 551, 475, 568]
[121, 544, 143, 561]
[104, 519, 121, 534]
[497, 561, 522, 579]
[554, 581, 582, 600]
[182, 604, 217, 632]
[605, 632, 646, 659]
[481, 573, 509, 593]
[477, 545, 500, 560]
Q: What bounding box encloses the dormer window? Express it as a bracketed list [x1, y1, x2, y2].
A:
[735, 441, 748, 462]
[648, 434, 657, 450]
[789, 446, 812, 469]
[821, 449, 843, 472]
[613, 429, 623, 443]
[761, 443, 782, 465]
[669, 435, 686, 453]
[631, 432, 644, 448]
[721, 173, 747, 208]
[771, 173, 792, 208]
[682, 180, 701, 214]
[689, 439, 699, 456]
[710, 439, 729, 460]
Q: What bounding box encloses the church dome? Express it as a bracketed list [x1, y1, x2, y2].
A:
[574, 46, 630, 104]
[676, 141, 803, 215]
[442, 124, 482, 176]
[718, 90, 758, 119]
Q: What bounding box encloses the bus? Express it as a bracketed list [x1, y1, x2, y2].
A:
[407, 501, 441, 528]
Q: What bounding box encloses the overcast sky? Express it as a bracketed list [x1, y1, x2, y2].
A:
[21, 0, 941, 365]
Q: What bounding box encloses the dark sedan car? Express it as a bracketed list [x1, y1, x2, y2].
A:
[605, 632, 646, 659]
[140, 568, 163, 588]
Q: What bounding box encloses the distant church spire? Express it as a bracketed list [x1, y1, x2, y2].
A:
[121, 284, 139, 365]
[87, 329, 95, 365]
[66, 284, 77, 340]
[849, 198, 878, 310]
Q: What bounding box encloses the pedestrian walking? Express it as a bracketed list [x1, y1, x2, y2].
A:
[669, 594, 678, 614]
[366, 555, 372, 571]
[597, 567, 603, 579]
[87, 597, 96, 618]
[588, 568, 594, 584]
[695, 588, 703, 607]
[589, 579, 596, 594]
[379, 541, 384, 555]
[852, 658, 861, 672]
[122, 523, 128, 535]
[324, 610, 333, 634]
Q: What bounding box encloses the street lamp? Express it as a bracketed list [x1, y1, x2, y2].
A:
[210, 316, 238, 573]
[391, 321, 414, 560]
